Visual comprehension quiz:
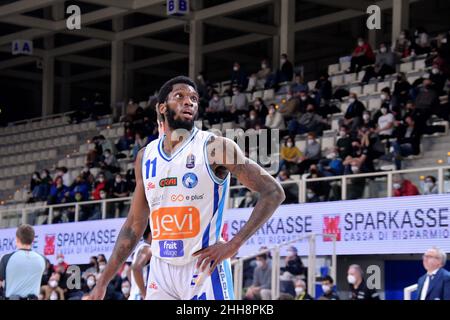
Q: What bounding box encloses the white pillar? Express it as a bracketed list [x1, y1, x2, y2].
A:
[189, 0, 204, 79]
[272, 0, 281, 70]
[279, 0, 295, 64]
[42, 55, 55, 116]
[111, 18, 124, 119]
[124, 44, 134, 102]
[391, 0, 409, 45]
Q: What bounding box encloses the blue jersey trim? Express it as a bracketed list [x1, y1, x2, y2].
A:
[158, 127, 198, 162]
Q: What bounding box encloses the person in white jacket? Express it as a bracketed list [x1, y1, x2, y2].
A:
[265, 104, 286, 130]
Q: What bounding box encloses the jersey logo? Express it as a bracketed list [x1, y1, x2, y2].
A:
[182, 172, 198, 189]
[152, 206, 200, 239]
[159, 240, 184, 257]
[159, 177, 178, 188]
[147, 182, 155, 190]
[186, 153, 196, 169]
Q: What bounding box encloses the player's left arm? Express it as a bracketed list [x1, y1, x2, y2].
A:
[193, 136, 285, 274]
[131, 246, 152, 299]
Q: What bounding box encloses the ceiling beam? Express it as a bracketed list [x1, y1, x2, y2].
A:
[205, 17, 277, 36]
[79, 0, 135, 9]
[301, 0, 372, 11]
[60, 28, 115, 41]
[0, 0, 64, 19]
[127, 37, 189, 54]
[0, 15, 56, 30]
[68, 69, 110, 83]
[57, 55, 110, 68]
[193, 0, 274, 21]
[0, 56, 37, 70]
[48, 39, 109, 57]
[115, 19, 185, 41]
[203, 34, 271, 54]
[136, 67, 181, 78]
[127, 52, 188, 70]
[0, 69, 64, 83]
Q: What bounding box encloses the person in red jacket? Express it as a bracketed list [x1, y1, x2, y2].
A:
[53, 253, 69, 272]
[392, 174, 420, 197]
[348, 38, 375, 73]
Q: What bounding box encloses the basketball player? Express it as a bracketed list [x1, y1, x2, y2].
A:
[90, 76, 285, 300]
[129, 222, 152, 300]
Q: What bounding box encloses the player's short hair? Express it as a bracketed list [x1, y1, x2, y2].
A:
[157, 76, 197, 105]
[143, 221, 151, 240]
[16, 224, 35, 245]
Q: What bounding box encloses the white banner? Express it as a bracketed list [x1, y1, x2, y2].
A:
[1, 194, 450, 263]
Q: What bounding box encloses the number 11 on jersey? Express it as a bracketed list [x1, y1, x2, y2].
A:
[145, 158, 157, 179]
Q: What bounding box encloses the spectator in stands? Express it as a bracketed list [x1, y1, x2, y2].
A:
[336, 125, 353, 160]
[315, 72, 332, 102]
[305, 164, 331, 202]
[111, 174, 129, 199]
[91, 173, 107, 200]
[206, 92, 226, 125]
[53, 253, 69, 273]
[92, 92, 107, 118]
[318, 149, 344, 177]
[84, 274, 97, 295]
[430, 61, 448, 96]
[297, 132, 322, 174]
[80, 167, 95, 186]
[265, 104, 286, 130]
[116, 122, 135, 152]
[347, 37, 375, 73]
[231, 62, 248, 90]
[438, 33, 450, 62]
[244, 253, 272, 300]
[277, 53, 294, 84]
[245, 110, 262, 130]
[239, 191, 258, 208]
[291, 74, 309, 94]
[392, 174, 420, 197]
[361, 42, 396, 83]
[125, 168, 136, 193]
[288, 104, 328, 136]
[276, 170, 299, 204]
[82, 257, 99, 280]
[230, 85, 248, 123]
[279, 137, 302, 174]
[132, 131, 149, 160]
[361, 110, 376, 130]
[117, 280, 131, 300]
[100, 149, 120, 174]
[320, 275, 340, 300]
[294, 279, 313, 300]
[247, 59, 271, 91]
[392, 72, 412, 110]
[69, 175, 90, 202]
[252, 98, 268, 123]
[55, 167, 71, 188]
[423, 176, 439, 195]
[281, 246, 305, 276]
[389, 115, 422, 169]
[344, 140, 372, 174]
[393, 30, 412, 58]
[69, 96, 93, 124]
[412, 26, 431, 55]
[375, 104, 395, 143]
[40, 273, 65, 300]
[415, 78, 440, 121]
[343, 93, 366, 132]
[348, 264, 380, 300]
[47, 177, 69, 205]
[305, 188, 321, 202]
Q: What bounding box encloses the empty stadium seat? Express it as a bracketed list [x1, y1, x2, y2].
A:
[400, 61, 413, 73]
[331, 75, 344, 87]
[362, 83, 377, 96]
[295, 140, 306, 152]
[328, 63, 340, 75]
[414, 59, 426, 71]
[321, 136, 335, 152]
[263, 89, 275, 100]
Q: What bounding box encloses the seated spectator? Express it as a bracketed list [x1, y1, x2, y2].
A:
[83, 257, 99, 280]
[347, 38, 375, 73]
[411, 26, 431, 55]
[393, 30, 412, 59]
[375, 105, 395, 142]
[277, 53, 294, 84]
[403, 101, 426, 132]
[247, 59, 271, 91]
[239, 191, 258, 208]
[265, 104, 286, 130]
[305, 164, 331, 201]
[132, 131, 149, 160]
[276, 170, 299, 204]
[110, 174, 130, 217]
[360, 110, 376, 130]
[83, 273, 97, 295]
[297, 90, 316, 113]
[343, 140, 372, 175]
[297, 132, 322, 174]
[244, 253, 272, 300]
[392, 73, 412, 110]
[231, 62, 248, 90]
[320, 275, 340, 300]
[229, 86, 249, 123]
[390, 115, 421, 169]
[91, 173, 107, 200]
[206, 92, 226, 125]
[288, 104, 328, 136]
[305, 188, 321, 202]
[342, 93, 366, 132]
[245, 110, 262, 130]
[40, 273, 65, 300]
[336, 126, 353, 160]
[392, 174, 420, 197]
[48, 177, 69, 205]
[69, 175, 90, 201]
[291, 74, 309, 94]
[315, 72, 332, 102]
[294, 279, 313, 300]
[55, 167, 71, 188]
[117, 280, 131, 300]
[430, 59, 449, 96]
[116, 122, 135, 152]
[361, 42, 396, 84]
[423, 176, 439, 195]
[53, 253, 69, 272]
[279, 137, 302, 175]
[415, 78, 441, 120]
[281, 246, 305, 276]
[251, 98, 268, 123]
[318, 149, 345, 177]
[100, 149, 120, 174]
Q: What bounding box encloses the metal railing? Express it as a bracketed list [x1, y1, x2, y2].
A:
[231, 233, 336, 300]
[404, 284, 418, 300]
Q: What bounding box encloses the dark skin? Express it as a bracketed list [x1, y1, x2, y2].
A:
[89, 82, 285, 299]
[131, 237, 152, 299]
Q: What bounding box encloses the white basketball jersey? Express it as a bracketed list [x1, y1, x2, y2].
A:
[129, 241, 151, 300]
[141, 127, 230, 266]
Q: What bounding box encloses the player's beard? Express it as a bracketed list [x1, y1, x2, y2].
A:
[165, 107, 195, 131]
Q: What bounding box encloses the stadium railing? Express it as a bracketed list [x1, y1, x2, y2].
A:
[231, 233, 337, 300]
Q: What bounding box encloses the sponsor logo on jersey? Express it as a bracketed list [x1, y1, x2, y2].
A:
[159, 240, 184, 257]
[218, 264, 230, 300]
[185, 194, 204, 201]
[151, 206, 200, 239]
[159, 177, 178, 188]
[170, 194, 185, 202]
[147, 182, 155, 190]
[150, 194, 164, 206]
[182, 172, 198, 189]
[186, 153, 196, 169]
[148, 281, 158, 290]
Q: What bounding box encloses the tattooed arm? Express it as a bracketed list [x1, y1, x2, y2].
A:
[89, 148, 149, 300]
[193, 136, 285, 274]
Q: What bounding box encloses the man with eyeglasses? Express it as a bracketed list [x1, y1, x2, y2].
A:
[417, 247, 450, 300]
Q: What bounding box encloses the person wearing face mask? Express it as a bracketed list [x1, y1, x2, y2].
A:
[414, 78, 439, 122]
[348, 38, 375, 73]
[69, 175, 90, 202]
[265, 104, 286, 130]
[347, 264, 380, 300]
[101, 148, 120, 174]
[206, 92, 225, 125]
[41, 273, 65, 300]
[229, 85, 249, 123]
[423, 176, 438, 195]
[248, 59, 271, 91]
[393, 30, 412, 58]
[429, 61, 448, 96]
[294, 279, 313, 300]
[393, 72, 412, 109]
[319, 275, 339, 300]
[83, 257, 99, 279]
[84, 274, 97, 294]
[361, 43, 396, 84]
[281, 246, 305, 276]
[91, 174, 107, 200]
[245, 110, 262, 130]
[110, 174, 129, 199]
[297, 132, 322, 174]
[252, 98, 268, 121]
[52, 254, 68, 273]
[230, 62, 248, 90]
[392, 174, 419, 197]
[47, 176, 69, 205]
[275, 53, 294, 84]
[289, 104, 328, 136]
[336, 126, 353, 160]
[314, 72, 333, 103]
[343, 93, 366, 132]
[244, 254, 272, 300]
[318, 148, 344, 177]
[411, 26, 430, 55]
[290, 74, 309, 94]
[375, 105, 395, 142]
[279, 137, 302, 175]
[276, 170, 299, 205]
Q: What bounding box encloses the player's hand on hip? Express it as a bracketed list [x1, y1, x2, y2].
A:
[192, 241, 238, 275]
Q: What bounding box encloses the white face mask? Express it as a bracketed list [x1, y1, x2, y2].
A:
[425, 181, 435, 190]
[57, 257, 64, 264]
[82, 167, 89, 173]
[250, 115, 256, 120]
[41, 172, 47, 178]
[339, 131, 346, 137]
[393, 183, 401, 190]
[326, 152, 336, 160]
[442, 38, 447, 44]
[307, 139, 314, 145]
[349, 98, 356, 104]
[306, 192, 315, 199]
[381, 108, 388, 115]
[363, 114, 370, 121]
[380, 94, 387, 101]
[322, 284, 331, 293]
[213, 96, 219, 101]
[50, 292, 58, 300]
[310, 94, 316, 99]
[432, 68, 439, 75]
[399, 34, 405, 40]
[358, 41, 364, 46]
[287, 250, 296, 257]
[300, 96, 307, 101]
[280, 58, 286, 64]
[380, 47, 387, 53]
[233, 90, 238, 96]
[122, 287, 130, 295]
[347, 274, 357, 284]
[115, 178, 122, 184]
[233, 66, 239, 71]
[295, 287, 304, 296]
[261, 64, 267, 69]
[49, 280, 58, 288]
[351, 166, 360, 174]
[287, 142, 293, 148]
[256, 260, 263, 268]
[87, 278, 96, 288]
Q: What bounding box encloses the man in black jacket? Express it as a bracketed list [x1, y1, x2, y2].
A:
[392, 115, 421, 169]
